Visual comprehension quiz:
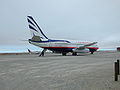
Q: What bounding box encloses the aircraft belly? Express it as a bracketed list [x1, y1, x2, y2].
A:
[47, 48, 73, 52]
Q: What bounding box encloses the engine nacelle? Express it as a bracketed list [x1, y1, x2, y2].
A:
[72, 48, 89, 53]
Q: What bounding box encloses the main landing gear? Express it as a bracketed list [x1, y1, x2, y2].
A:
[62, 52, 67, 56]
[89, 49, 96, 54]
[72, 52, 77, 56]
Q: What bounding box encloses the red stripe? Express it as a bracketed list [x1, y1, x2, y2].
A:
[42, 47, 99, 50]
[42, 47, 76, 48]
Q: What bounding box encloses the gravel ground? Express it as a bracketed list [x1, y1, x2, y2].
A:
[0, 51, 120, 90]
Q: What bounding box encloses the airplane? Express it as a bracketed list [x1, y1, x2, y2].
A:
[27, 16, 99, 56]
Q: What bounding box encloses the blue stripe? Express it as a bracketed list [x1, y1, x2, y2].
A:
[27, 18, 36, 27]
[27, 16, 48, 39]
[28, 16, 35, 22]
[49, 39, 71, 43]
[29, 25, 38, 32]
[30, 39, 70, 43]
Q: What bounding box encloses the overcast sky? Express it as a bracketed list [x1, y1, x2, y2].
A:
[0, 0, 120, 49]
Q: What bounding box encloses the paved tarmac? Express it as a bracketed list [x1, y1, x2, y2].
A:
[0, 52, 120, 90]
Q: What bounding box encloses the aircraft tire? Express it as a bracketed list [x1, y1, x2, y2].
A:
[62, 52, 67, 56]
[72, 52, 77, 56]
[89, 48, 96, 54]
[90, 52, 94, 54]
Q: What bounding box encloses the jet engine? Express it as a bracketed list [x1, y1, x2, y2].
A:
[72, 48, 89, 53]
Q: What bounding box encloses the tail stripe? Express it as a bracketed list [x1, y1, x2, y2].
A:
[27, 18, 36, 27]
[27, 16, 48, 39]
[29, 25, 38, 32]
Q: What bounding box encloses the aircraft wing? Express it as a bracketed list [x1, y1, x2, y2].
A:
[77, 42, 97, 50]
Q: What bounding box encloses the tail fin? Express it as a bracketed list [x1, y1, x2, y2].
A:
[27, 16, 48, 41]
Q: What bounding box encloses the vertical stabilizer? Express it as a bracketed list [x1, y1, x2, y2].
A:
[27, 16, 48, 41]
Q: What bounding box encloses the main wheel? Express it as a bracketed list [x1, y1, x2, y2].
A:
[62, 52, 67, 56]
[89, 49, 96, 54]
[72, 52, 77, 56]
[90, 51, 94, 54]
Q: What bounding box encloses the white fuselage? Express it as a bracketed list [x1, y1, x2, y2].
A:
[29, 39, 98, 53]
